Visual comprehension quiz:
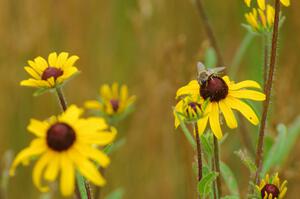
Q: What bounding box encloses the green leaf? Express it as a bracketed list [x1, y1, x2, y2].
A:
[105, 188, 124, 199]
[174, 111, 196, 149]
[104, 138, 126, 155]
[198, 172, 218, 198]
[200, 134, 213, 158]
[220, 162, 239, 196]
[33, 87, 53, 97]
[76, 173, 88, 199]
[204, 47, 217, 68]
[234, 150, 256, 174]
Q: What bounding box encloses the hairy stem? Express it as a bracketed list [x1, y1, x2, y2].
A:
[194, 123, 203, 199]
[254, 0, 281, 184]
[195, 0, 224, 66]
[213, 136, 221, 198]
[55, 87, 91, 199]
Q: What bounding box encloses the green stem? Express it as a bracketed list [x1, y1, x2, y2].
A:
[213, 136, 221, 198]
[254, 0, 281, 184]
[55, 87, 91, 199]
[195, 123, 203, 199]
[175, 112, 197, 148]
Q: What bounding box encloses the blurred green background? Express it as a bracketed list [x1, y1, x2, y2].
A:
[1, 0, 300, 198]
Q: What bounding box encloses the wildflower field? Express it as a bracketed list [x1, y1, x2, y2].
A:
[1, 0, 300, 199]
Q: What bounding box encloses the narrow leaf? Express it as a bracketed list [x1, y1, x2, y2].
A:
[220, 162, 239, 196]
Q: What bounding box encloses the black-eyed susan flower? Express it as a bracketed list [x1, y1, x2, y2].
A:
[245, 5, 275, 33]
[256, 173, 287, 199]
[10, 105, 116, 196]
[245, 0, 290, 9]
[176, 75, 265, 139]
[84, 82, 136, 116]
[174, 95, 204, 127]
[20, 52, 79, 89]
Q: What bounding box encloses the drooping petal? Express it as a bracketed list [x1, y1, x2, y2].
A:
[176, 80, 199, 99]
[229, 80, 261, 90]
[44, 152, 60, 181]
[32, 152, 52, 192]
[20, 79, 50, 88]
[10, 139, 47, 176]
[219, 100, 237, 129]
[197, 116, 209, 135]
[226, 96, 259, 125]
[209, 103, 223, 139]
[174, 100, 184, 128]
[70, 153, 106, 186]
[27, 119, 48, 137]
[229, 90, 266, 101]
[60, 153, 75, 196]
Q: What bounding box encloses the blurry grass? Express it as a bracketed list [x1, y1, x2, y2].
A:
[1, 0, 300, 198]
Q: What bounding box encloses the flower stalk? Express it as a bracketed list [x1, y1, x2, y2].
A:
[255, 0, 281, 184]
[55, 88, 91, 199]
[194, 123, 203, 199]
[213, 136, 221, 198]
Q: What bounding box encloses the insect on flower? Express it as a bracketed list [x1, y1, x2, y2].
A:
[197, 62, 225, 85]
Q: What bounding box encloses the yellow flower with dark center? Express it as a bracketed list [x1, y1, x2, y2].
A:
[245, 5, 275, 32]
[257, 173, 287, 199]
[20, 52, 79, 88]
[10, 105, 116, 196]
[176, 75, 265, 139]
[244, 0, 290, 10]
[174, 95, 204, 126]
[85, 83, 136, 116]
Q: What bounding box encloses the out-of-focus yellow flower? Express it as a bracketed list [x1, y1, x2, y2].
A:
[244, 0, 290, 9]
[174, 95, 204, 127]
[10, 105, 116, 196]
[20, 52, 79, 88]
[245, 5, 275, 33]
[176, 75, 265, 139]
[256, 173, 287, 199]
[85, 83, 136, 116]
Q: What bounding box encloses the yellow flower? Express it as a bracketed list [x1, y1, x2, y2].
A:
[174, 95, 204, 127]
[176, 75, 265, 139]
[20, 52, 79, 88]
[256, 173, 287, 199]
[244, 0, 290, 9]
[10, 105, 116, 196]
[245, 5, 275, 33]
[85, 83, 136, 116]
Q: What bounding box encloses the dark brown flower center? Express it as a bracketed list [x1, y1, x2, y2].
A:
[46, 122, 76, 151]
[261, 184, 280, 198]
[110, 99, 119, 112]
[42, 67, 63, 80]
[200, 76, 228, 102]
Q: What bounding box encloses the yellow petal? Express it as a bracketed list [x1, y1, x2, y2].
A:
[279, 187, 287, 198]
[209, 103, 223, 139]
[229, 80, 261, 90]
[75, 117, 108, 134]
[27, 119, 48, 137]
[229, 90, 266, 101]
[59, 66, 78, 80]
[257, 0, 265, 10]
[56, 52, 69, 68]
[60, 154, 75, 196]
[226, 96, 259, 125]
[28, 60, 43, 74]
[48, 52, 58, 67]
[24, 66, 41, 79]
[120, 85, 128, 102]
[244, 0, 251, 7]
[20, 79, 50, 88]
[84, 100, 101, 110]
[80, 129, 117, 146]
[176, 80, 199, 99]
[34, 57, 48, 71]
[197, 116, 209, 135]
[267, 5, 275, 27]
[59, 105, 83, 125]
[71, 153, 106, 186]
[44, 152, 60, 181]
[174, 100, 184, 128]
[100, 84, 112, 100]
[112, 82, 119, 99]
[280, 0, 290, 7]
[219, 100, 237, 129]
[10, 139, 46, 176]
[64, 55, 79, 69]
[258, 9, 267, 28]
[33, 152, 52, 192]
[75, 145, 110, 168]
